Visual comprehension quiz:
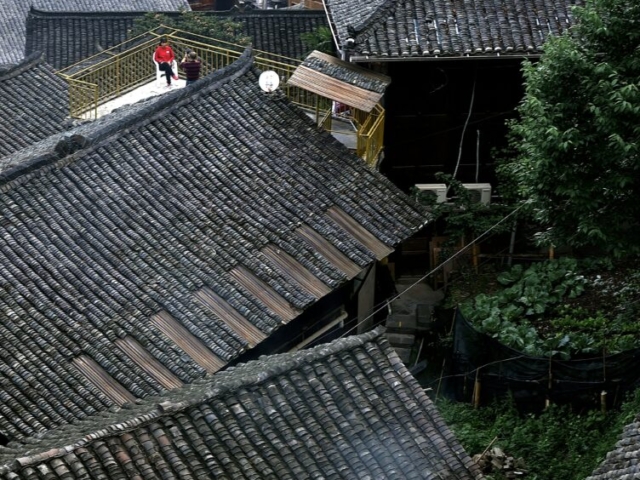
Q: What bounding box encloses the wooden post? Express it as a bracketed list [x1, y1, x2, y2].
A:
[472, 244, 479, 274]
[436, 359, 446, 401]
[545, 356, 553, 409]
[549, 246, 555, 259]
[473, 369, 481, 409]
[601, 391, 607, 414]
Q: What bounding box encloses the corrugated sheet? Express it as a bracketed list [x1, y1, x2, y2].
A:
[72, 356, 136, 406]
[326, 206, 394, 260]
[296, 224, 363, 278]
[230, 266, 301, 322]
[151, 312, 224, 374]
[115, 337, 183, 390]
[194, 287, 267, 348]
[261, 244, 332, 299]
[287, 51, 391, 112]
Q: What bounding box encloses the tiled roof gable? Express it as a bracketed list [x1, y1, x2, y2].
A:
[26, 9, 328, 71]
[325, 0, 582, 59]
[31, 0, 190, 12]
[586, 415, 640, 480]
[0, 330, 482, 479]
[0, 0, 31, 65]
[0, 50, 427, 442]
[0, 53, 70, 163]
[0, 0, 190, 67]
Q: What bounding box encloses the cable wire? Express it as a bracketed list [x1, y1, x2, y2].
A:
[309, 204, 524, 347]
[452, 68, 478, 182]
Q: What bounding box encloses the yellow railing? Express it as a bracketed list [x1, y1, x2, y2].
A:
[58, 26, 327, 119]
[318, 108, 333, 131]
[355, 104, 386, 168]
[57, 26, 381, 165]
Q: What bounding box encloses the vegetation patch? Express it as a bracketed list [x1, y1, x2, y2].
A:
[458, 258, 640, 358]
[437, 389, 640, 480]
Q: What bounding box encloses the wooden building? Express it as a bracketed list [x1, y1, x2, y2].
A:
[322, 0, 582, 190]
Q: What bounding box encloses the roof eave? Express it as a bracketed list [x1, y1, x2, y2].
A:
[349, 52, 543, 63]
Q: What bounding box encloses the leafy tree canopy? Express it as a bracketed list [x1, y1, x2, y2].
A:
[130, 12, 250, 45]
[300, 26, 336, 57]
[500, 0, 640, 258]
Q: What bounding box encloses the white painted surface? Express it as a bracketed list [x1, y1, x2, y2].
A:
[96, 79, 186, 118]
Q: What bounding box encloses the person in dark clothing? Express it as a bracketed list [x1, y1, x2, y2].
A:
[180, 51, 202, 86]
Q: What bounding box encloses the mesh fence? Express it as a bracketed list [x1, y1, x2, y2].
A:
[452, 310, 640, 410]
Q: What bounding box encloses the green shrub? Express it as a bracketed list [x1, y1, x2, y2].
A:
[437, 390, 640, 480]
[460, 258, 587, 357]
[130, 12, 250, 45]
[461, 258, 640, 357]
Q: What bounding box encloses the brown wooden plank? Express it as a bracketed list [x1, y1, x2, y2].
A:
[115, 337, 183, 390]
[72, 355, 136, 406]
[261, 244, 332, 299]
[288, 66, 381, 112]
[325, 206, 394, 260]
[295, 224, 363, 279]
[151, 311, 224, 374]
[193, 288, 267, 347]
[229, 266, 301, 323]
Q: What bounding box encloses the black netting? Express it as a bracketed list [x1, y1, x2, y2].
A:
[452, 310, 640, 410]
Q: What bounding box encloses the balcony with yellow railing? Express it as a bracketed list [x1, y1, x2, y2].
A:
[57, 26, 385, 167]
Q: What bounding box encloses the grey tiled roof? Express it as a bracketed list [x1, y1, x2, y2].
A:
[0, 329, 483, 480]
[0, 50, 427, 442]
[4, 2, 189, 69]
[229, 10, 329, 59]
[25, 10, 145, 70]
[586, 416, 640, 480]
[325, 0, 582, 59]
[0, 54, 71, 162]
[0, 0, 30, 65]
[302, 55, 389, 93]
[31, 0, 190, 12]
[26, 9, 327, 71]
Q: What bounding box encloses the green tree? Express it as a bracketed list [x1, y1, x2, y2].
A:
[130, 12, 250, 45]
[300, 26, 336, 57]
[500, 0, 640, 258]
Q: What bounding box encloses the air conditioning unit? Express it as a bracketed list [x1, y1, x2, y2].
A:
[462, 183, 492, 205]
[415, 183, 447, 204]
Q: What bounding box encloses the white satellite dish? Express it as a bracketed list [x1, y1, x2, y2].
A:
[259, 70, 280, 93]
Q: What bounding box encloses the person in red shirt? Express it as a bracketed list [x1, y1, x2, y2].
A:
[154, 37, 178, 87]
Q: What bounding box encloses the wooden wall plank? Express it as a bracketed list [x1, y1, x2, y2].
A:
[229, 266, 301, 323]
[194, 288, 267, 348]
[326, 206, 393, 260]
[151, 311, 224, 374]
[72, 356, 136, 406]
[116, 337, 183, 390]
[261, 244, 332, 299]
[296, 224, 363, 279]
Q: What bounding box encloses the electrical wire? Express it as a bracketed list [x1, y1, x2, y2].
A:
[308, 204, 525, 347]
[452, 68, 478, 182]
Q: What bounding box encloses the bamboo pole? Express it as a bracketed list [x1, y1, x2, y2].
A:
[473, 368, 481, 409]
[435, 359, 446, 401]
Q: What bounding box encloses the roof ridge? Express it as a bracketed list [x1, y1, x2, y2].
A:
[27, 6, 150, 18]
[0, 48, 254, 190]
[0, 328, 387, 474]
[350, 0, 396, 39]
[0, 52, 46, 81]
